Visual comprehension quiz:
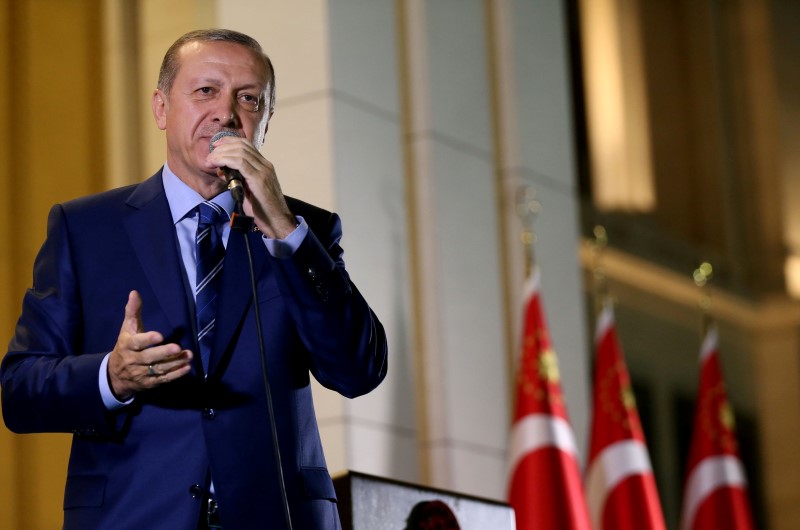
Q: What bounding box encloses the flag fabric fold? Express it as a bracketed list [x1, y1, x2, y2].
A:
[507, 267, 592, 530]
[680, 325, 755, 530]
[585, 300, 666, 530]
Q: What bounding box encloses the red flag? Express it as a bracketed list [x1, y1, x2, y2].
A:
[680, 326, 755, 530]
[507, 268, 592, 530]
[585, 301, 666, 530]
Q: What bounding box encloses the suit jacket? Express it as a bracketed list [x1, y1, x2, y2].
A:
[0, 171, 388, 529]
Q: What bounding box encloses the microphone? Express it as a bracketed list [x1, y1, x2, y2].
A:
[209, 130, 245, 205]
[209, 131, 293, 527]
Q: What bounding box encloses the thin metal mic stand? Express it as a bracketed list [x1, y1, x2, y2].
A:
[229, 196, 293, 530]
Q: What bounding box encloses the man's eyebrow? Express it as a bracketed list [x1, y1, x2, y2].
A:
[187, 77, 265, 91]
[191, 76, 223, 86]
[232, 80, 268, 92]
[237, 83, 266, 91]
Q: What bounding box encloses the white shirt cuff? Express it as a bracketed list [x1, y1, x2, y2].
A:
[99, 353, 134, 410]
[263, 215, 308, 258]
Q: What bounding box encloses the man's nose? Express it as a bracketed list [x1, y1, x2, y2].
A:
[214, 96, 239, 127]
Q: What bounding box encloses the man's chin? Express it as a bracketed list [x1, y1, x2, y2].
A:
[190, 159, 225, 181]
[197, 162, 223, 179]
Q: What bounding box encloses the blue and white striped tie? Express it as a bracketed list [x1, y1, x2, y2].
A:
[195, 201, 226, 371]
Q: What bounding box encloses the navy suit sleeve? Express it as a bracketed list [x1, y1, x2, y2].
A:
[270, 208, 388, 398]
[1, 204, 116, 435]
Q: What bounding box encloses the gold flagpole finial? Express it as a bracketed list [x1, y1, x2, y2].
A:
[693, 261, 714, 332]
[516, 186, 541, 277]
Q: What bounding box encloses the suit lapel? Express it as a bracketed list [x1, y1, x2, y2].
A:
[208, 227, 269, 376]
[122, 173, 196, 356]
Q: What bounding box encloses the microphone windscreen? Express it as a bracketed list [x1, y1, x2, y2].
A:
[209, 130, 241, 152]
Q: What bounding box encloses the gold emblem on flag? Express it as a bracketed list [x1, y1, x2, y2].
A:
[621, 385, 637, 411]
[700, 382, 739, 451]
[538, 349, 561, 383]
[720, 399, 735, 431]
[598, 361, 640, 433]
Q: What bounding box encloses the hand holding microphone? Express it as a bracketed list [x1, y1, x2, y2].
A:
[207, 130, 297, 238]
[209, 130, 246, 205]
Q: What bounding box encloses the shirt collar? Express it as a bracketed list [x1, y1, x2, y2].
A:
[162, 163, 235, 224]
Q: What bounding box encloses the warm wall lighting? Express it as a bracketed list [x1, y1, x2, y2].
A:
[579, 0, 655, 212]
[785, 254, 800, 299]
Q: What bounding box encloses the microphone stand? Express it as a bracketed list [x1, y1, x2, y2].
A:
[229, 194, 294, 530]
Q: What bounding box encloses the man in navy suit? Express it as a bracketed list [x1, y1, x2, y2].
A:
[0, 28, 387, 529]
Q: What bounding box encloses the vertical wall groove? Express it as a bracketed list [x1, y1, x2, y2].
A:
[103, 0, 143, 187]
[484, 0, 521, 433]
[395, 0, 444, 487]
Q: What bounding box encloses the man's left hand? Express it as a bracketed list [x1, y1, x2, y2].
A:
[207, 135, 297, 238]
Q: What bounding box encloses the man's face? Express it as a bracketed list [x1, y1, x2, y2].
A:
[152, 40, 271, 190]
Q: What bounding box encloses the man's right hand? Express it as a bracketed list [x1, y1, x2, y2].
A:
[108, 290, 193, 400]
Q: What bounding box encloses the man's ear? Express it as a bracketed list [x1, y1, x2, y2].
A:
[151, 89, 168, 130]
[263, 110, 274, 136]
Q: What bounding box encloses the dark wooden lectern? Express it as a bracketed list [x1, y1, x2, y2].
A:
[333, 470, 516, 530]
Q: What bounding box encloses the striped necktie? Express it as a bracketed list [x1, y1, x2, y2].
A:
[195, 201, 226, 370]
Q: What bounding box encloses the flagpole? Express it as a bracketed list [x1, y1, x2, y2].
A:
[681, 260, 757, 530]
[590, 225, 609, 317]
[513, 185, 539, 414]
[508, 185, 593, 530]
[692, 261, 714, 336]
[515, 185, 540, 278]
[585, 229, 668, 530]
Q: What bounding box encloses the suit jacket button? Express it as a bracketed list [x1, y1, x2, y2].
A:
[316, 285, 329, 301]
[203, 408, 216, 419]
[189, 484, 203, 498]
